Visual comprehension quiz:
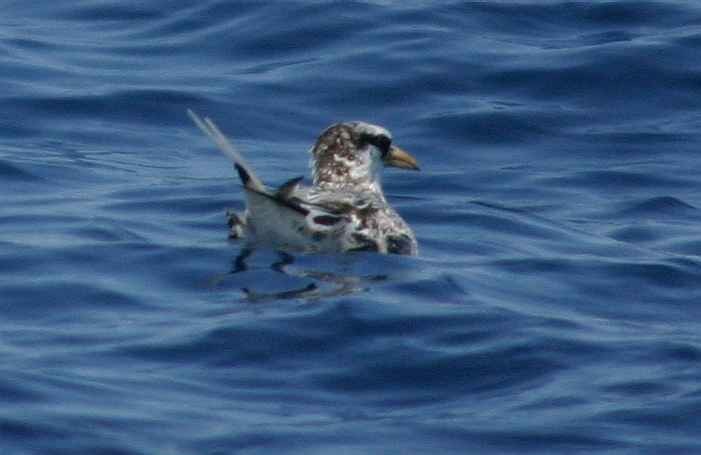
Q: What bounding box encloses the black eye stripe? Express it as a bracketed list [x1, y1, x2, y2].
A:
[359, 133, 391, 155]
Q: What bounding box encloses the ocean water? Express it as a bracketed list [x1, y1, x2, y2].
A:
[2, 1, 701, 453]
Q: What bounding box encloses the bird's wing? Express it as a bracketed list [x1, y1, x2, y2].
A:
[189, 111, 368, 251]
[242, 181, 356, 250]
[297, 191, 377, 233]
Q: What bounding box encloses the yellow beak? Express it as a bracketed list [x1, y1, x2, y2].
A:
[384, 146, 420, 171]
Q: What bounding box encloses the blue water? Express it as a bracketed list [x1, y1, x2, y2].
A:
[2, 1, 701, 453]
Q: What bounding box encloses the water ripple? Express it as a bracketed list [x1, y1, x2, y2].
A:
[1, 0, 701, 453]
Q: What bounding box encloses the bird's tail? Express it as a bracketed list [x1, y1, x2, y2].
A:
[187, 109, 266, 193]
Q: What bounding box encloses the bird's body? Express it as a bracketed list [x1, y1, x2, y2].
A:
[188, 110, 419, 255]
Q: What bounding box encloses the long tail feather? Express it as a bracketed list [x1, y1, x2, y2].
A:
[187, 109, 266, 192]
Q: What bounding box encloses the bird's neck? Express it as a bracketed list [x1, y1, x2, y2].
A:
[312, 152, 385, 195]
[315, 177, 386, 199]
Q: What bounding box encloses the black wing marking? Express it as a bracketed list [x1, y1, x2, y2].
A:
[386, 234, 413, 255]
[349, 233, 379, 252]
[312, 215, 344, 226]
[276, 176, 304, 200]
[244, 186, 310, 216]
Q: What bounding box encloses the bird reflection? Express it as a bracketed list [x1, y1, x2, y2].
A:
[216, 248, 387, 302]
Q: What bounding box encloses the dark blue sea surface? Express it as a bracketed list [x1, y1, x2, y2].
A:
[2, 1, 701, 453]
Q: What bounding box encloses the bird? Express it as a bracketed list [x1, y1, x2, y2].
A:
[188, 110, 420, 255]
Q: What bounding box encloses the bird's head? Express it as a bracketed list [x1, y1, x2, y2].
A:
[310, 121, 419, 191]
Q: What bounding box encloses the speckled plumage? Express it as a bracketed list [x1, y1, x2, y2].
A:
[188, 111, 419, 255]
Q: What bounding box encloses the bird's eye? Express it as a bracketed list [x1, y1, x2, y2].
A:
[376, 135, 391, 155]
[361, 133, 391, 156]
